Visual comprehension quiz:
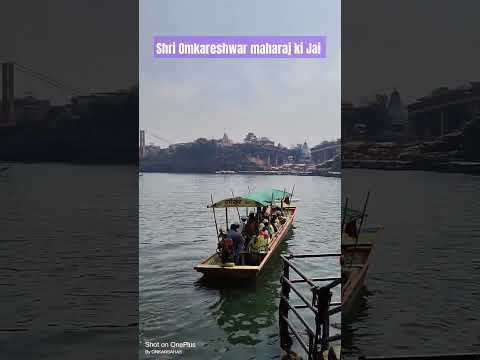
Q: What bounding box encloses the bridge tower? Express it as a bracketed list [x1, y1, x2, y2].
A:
[139, 130, 145, 159]
[1, 62, 15, 125]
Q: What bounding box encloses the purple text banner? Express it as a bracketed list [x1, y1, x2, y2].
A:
[153, 36, 326, 59]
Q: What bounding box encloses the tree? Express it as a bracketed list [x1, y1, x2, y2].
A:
[195, 137, 209, 144]
[244, 132, 257, 144]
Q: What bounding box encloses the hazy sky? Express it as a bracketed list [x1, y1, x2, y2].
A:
[3, 0, 479, 138]
[0, 0, 137, 105]
[140, 0, 340, 147]
[343, 0, 480, 105]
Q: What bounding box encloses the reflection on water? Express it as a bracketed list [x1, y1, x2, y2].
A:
[140, 174, 340, 359]
[340, 287, 370, 354]
[203, 241, 288, 347]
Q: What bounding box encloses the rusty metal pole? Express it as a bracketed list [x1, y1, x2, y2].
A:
[312, 286, 321, 360]
[279, 259, 292, 353]
[312, 285, 332, 357]
[308, 333, 314, 360]
[316, 286, 332, 354]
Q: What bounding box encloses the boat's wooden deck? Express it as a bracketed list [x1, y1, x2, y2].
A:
[203, 253, 225, 266]
[200, 254, 260, 270]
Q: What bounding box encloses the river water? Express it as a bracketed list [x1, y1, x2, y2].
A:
[5, 166, 476, 359]
[342, 170, 480, 358]
[0, 163, 138, 359]
[140, 173, 340, 359]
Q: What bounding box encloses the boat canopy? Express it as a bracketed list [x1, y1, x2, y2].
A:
[342, 207, 365, 222]
[208, 188, 293, 208]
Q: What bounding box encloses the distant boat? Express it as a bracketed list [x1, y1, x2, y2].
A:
[215, 170, 236, 174]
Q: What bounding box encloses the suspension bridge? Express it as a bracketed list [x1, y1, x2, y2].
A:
[139, 129, 173, 159]
[1, 61, 83, 126]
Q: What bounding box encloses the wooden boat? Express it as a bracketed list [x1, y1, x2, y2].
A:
[341, 202, 383, 315]
[341, 224, 382, 315]
[194, 188, 297, 280]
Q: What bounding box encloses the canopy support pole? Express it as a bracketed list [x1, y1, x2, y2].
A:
[356, 191, 370, 243]
[231, 190, 241, 223]
[349, 191, 370, 267]
[225, 208, 229, 230]
[211, 194, 219, 238]
[246, 186, 251, 217]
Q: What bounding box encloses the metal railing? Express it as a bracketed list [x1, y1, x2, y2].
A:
[279, 253, 342, 360]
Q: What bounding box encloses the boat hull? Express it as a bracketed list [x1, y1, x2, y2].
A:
[342, 252, 370, 316]
[341, 225, 382, 315]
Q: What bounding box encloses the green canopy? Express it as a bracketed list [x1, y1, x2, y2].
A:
[208, 188, 292, 208]
[342, 207, 366, 222]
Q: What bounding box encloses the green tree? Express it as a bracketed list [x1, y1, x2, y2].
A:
[244, 132, 257, 144]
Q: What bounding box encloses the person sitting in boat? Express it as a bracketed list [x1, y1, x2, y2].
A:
[245, 212, 258, 247]
[248, 223, 269, 253]
[262, 218, 274, 237]
[276, 211, 287, 225]
[264, 205, 272, 217]
[344, 219, 358, 238]
[228, 223, 244, 265]
[260, 222, 271, 241]
[239, 216, 248, 235]
[218, 227, 227, 241]
[271, 215, 279, 232]
[238, 216, 248, 238]
[217, 227, 234, 263]
[265, 218, 276, 236]
[261, 218, 267, 230]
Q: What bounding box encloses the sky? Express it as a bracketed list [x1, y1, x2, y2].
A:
[140, 0, 341, 148]
[342, 0, 480, 105]
[0, 0, 138, 105]
[3, 1, 478, 143]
